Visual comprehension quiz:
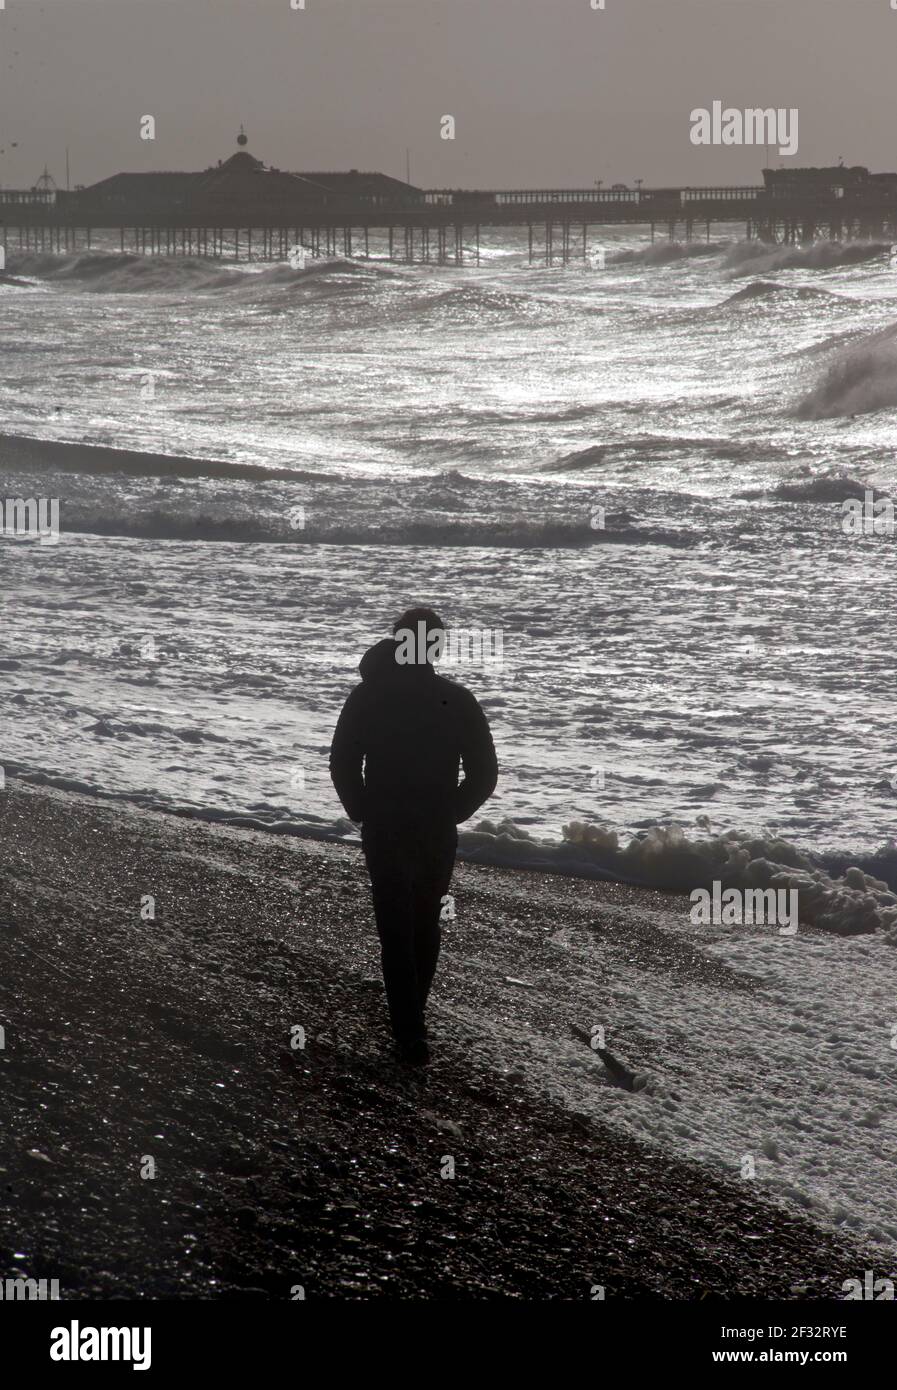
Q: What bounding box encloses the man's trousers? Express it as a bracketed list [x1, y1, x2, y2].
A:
[361, 817, 458, 1046]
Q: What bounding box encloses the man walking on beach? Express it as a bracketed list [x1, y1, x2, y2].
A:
[330, 608, 498, 1065]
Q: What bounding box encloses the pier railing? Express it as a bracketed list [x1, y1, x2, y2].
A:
[3, 181, 897, 265]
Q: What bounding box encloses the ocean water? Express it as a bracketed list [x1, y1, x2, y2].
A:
[4, 225, 897, 856]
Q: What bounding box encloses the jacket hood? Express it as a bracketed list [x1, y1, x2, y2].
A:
[359, 637, 436, 683]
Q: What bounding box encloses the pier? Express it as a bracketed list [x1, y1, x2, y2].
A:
[5, 151, 897, 267]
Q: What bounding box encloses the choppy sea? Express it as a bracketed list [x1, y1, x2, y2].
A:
[3, 226, 897, 857]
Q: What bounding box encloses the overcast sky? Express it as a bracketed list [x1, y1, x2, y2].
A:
[0, 0, 893, 191]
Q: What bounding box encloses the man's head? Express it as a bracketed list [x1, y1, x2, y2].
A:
[393, 607, 446, 666]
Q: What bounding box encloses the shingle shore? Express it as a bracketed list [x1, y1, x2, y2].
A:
[0, 782, 877, 1300]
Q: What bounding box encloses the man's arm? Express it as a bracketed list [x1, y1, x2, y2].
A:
[455, 693, 498, 824]
[329, 687, 366, 823]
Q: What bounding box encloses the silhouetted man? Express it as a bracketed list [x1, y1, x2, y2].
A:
[330, 608, 498, 1065]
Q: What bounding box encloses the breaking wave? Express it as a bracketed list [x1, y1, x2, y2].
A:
[718, 280, 836, 308]
[724, 239, 888, 278]
[794, 320, 897, 419]
[463, 820, 897, 941]
[6, 251, 383, 296]
[59, 508, 697, 549]
[610, 241, 728, 266]
[737, 469, 877, 503]
[7, 764, 896, 942]
[722, 280, 783, 303]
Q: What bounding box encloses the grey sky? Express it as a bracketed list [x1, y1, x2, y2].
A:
[0, 0, 892, 191]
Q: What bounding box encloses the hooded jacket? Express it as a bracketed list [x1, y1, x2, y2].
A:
[329, 637, 498, 828]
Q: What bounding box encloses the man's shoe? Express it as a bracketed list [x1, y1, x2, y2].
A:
[396, 1038, 430, 1066]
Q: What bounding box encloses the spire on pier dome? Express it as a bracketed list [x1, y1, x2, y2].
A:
[236, 125, 249, 148]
